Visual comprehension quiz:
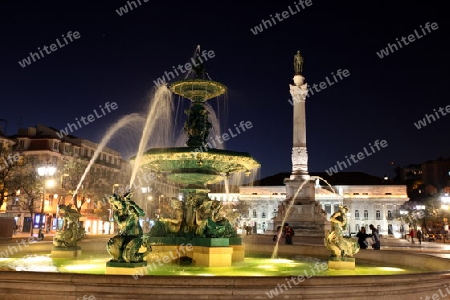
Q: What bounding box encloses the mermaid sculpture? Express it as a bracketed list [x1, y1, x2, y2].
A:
[53, 204, 85, 247]
[107, 192, 151, 263]
[325, 205, 359, 257]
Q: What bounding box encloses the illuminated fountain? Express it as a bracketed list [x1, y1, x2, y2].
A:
[1, 50, 450, 299]
[133, 49, 260, 267]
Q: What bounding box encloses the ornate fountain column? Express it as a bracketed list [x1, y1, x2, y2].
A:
[280, 51, 327, 241]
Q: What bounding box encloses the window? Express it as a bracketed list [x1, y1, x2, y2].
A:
[355, 210, 360, 219]
[355, 224, 360, 232]
[376, 210, 381, 220]
[272, 193, 278, 195]
[334, 204, 339, 213]
[253, 209, 257, 218]
[364, 210, 368, 220]
[262, 212, 266, 218]
[377, 225, 381, 232]
[353, 193, 359, 195]
[325, 204, 331, 214]
[385, 193, 392, 195]
[387, 210, 392, 219]
[252, 193, 257, 195]
[53, 142, 58, 151]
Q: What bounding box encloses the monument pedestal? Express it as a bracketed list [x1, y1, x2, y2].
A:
[105, 261, 148, 275]
[51, 246, 81, 258]
[277, 175, 327, 241]
[328, 257, 356, 270]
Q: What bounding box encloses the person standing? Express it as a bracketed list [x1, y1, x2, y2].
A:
[416, 229, 422, 245]
[356, 227, 369, 249]
[409, 228, 415, 244]
[369, 224, 380, 250]
[283, 223, 294, 245]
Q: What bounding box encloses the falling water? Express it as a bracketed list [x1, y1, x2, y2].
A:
[204, 102, 223, 150]
[271, 176, 337, 259]
[74, 113, 144, 196]
[129, 85, 174, 188]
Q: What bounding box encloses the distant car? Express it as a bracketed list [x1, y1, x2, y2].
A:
[425, 233, 442, 241]
[424, 233, 434, 241]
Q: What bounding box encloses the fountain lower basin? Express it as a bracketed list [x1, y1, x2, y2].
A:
[0, 237, 449, 299]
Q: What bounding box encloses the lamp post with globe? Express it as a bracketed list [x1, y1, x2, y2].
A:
[37, 163, 56, 240]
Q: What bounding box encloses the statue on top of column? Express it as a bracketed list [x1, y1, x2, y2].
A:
[294, 50, 304, 75]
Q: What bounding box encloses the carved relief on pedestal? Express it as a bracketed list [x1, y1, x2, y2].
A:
[289, 83, 308, 104]
[292, 146, 308, 173]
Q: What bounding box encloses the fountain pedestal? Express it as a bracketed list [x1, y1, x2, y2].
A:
[146, 238, 244, 268]
[51, 246, 81, 258]
[192, 246, 233, 267]
[328, 257, 356, 270]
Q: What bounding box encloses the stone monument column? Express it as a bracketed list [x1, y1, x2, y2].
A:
[285, 50, 314, 205]
[290, 72, 309, 176]
[278, 51, 327, 242]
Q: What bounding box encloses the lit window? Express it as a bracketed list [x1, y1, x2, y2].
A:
[376, 210, 381, 220]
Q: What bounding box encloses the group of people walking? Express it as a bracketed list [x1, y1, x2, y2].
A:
[356, 224, 381, 250]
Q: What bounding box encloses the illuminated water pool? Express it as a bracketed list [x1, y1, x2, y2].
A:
[0, 252, 426, 276]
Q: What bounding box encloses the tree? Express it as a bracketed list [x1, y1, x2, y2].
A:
[6, 163, 42, 236]
[0, 147, 21, 207]
[61, 158, 123, 216]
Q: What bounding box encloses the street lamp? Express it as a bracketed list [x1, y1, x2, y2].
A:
[400, 209, 408, 239]
[37, 163, 56, 240]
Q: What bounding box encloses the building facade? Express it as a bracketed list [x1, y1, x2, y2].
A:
[210, 177, 408, 237]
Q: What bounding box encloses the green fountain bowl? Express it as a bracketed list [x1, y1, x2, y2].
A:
[170, 79, 227, 102]
[133, 147, 260, 186]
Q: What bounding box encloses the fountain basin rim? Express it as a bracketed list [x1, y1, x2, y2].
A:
[131, 147, 259, 158]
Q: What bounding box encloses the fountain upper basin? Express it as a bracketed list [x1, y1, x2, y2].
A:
[134, 147, 260, 185]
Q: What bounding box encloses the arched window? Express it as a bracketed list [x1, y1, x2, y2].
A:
[355, 224, 360, 232]
[387, 210, 392, 219]
[376, 210, 381, 220]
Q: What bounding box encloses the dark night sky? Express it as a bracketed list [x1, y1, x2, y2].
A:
[0, 1, 448, 180]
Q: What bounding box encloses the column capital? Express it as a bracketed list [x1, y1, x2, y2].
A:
[289, 83, 308, 104]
